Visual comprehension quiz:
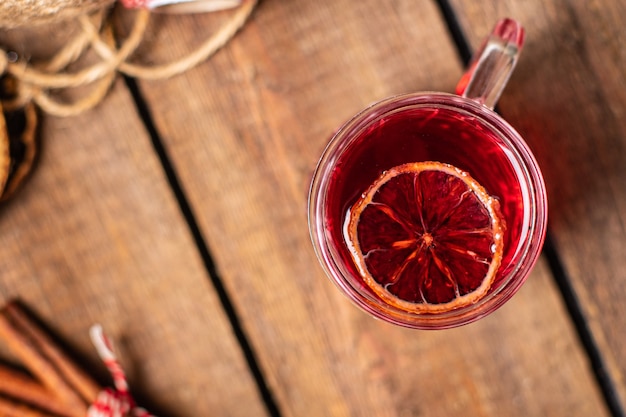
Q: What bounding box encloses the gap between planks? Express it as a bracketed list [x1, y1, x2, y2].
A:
[121, 75, 283, 417]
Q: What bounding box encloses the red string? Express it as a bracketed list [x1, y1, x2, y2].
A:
[88, 325, 154, 417]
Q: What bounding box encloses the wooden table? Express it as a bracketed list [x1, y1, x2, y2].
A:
[1, 0, 624, 416]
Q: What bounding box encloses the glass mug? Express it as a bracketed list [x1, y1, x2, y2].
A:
[308, 18, 547, 329]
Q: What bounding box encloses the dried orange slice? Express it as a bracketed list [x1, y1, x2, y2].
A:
[344, 162, 504, 313]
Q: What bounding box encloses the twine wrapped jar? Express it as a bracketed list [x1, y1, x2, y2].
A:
[0, 0, 115, 28]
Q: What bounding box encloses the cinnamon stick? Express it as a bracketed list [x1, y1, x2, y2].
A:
[0, 395, 59, 417]
[0, 308, 86, 417]
[4, 302, 101, 404]
[0, 364, 72, 417]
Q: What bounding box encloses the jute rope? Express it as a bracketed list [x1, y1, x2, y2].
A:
[0, 0, 257, 201]
[0, 0, 258, 117]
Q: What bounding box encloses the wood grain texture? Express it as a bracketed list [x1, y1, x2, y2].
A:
[133, 0, 610, 415]
[0, 79, 268, 417]
[449, 0, 626, 409]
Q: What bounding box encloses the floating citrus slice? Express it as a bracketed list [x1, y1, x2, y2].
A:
[344, 162, 504, 313]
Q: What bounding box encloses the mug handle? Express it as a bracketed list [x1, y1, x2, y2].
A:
[455, 18, 525, 110]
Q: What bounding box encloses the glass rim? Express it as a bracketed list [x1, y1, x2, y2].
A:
[308, 92, 548, 329]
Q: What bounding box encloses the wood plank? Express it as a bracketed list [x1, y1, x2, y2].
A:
[0, 78, 268, 416]
[133, 0, 610, 415]
[448, 0, 626, 409]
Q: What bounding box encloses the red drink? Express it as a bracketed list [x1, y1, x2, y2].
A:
[309, 93, 547, 329]
[325, 105, 526, 297]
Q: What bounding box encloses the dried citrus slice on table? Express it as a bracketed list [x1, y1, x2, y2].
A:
[344, 162, 504, 314]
